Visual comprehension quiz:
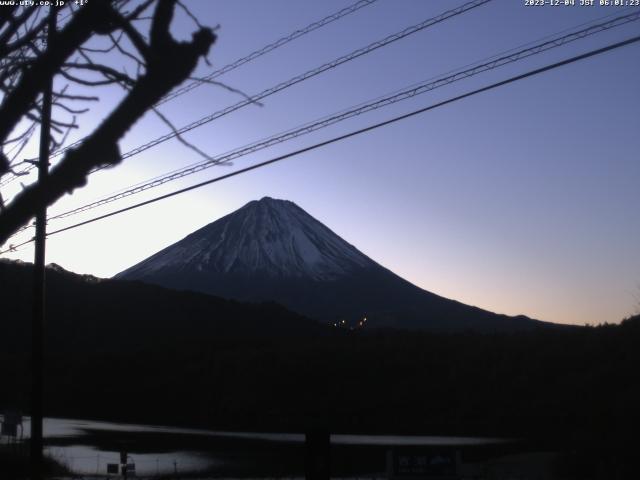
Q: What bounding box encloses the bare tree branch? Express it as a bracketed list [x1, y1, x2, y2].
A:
[0, 1, 118, 144]
[0, 0, 216, 245]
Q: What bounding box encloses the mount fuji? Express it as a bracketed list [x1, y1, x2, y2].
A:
[116, 197, 545, 331]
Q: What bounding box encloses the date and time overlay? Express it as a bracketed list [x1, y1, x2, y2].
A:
[526, 0, 639, 6]
[0, 1, 638, 10]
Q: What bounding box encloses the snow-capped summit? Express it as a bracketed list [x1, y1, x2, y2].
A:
[117, 198, 545, 332]
[118, 196, 373, 281]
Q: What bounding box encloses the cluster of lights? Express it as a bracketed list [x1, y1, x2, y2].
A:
[332, 316, 367, 330]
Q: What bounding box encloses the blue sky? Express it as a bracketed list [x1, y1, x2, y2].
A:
[2, 0, 639, 325]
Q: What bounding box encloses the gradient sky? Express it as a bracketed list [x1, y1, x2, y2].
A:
[2, 0, 639, 325]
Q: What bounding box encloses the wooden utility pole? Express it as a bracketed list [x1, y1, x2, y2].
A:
[31, 6, 55, 479]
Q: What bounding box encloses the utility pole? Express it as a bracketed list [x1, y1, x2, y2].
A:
[31, 6, 55, 480]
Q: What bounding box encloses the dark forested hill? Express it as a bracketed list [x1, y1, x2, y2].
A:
[0, 258, 323, 349]
[1, 259, 638, 467]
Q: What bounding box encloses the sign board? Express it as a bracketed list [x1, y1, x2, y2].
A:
[387, 447, 459, 479]
[107, 463, 119, 474]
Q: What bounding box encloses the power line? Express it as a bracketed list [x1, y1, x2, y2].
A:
[44, 0, 493, 165]
[157, 0, 380, 105]
[81, 5, 640, 199]
[2, 32, 635, 255]
[46, 10, 640, 222]
[0, 0, 380, 185]
[114, 0, 493, 160]
[1, 0, 492, 186]
[3, 9, 638, 253]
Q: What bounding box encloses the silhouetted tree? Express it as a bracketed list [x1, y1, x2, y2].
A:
[0, 0, 215, 245]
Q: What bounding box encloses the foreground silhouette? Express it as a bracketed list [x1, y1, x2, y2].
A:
[1, 260, 638, 477]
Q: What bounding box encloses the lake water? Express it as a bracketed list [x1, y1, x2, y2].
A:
[4, 416, 509, 475]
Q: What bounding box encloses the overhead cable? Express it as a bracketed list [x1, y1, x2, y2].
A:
[47, 9, 640, 221]
[2, 32, 636, 256]
[0, 0, 380, 185]
[42, 0, 494, 164]
[157, 0, 380, 105]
